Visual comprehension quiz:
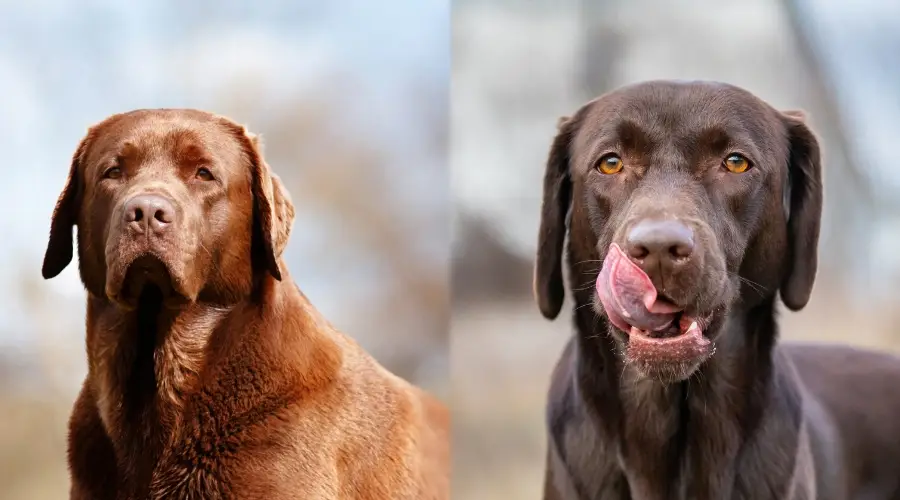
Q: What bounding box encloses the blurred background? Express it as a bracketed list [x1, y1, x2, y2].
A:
[0, 1, 448, 498]
[452, 0, 900, 498]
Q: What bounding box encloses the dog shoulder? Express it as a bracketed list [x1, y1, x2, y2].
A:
[544, 339, 626, 498]
[333, 340, 450, 498]
[236, 282, 448, 497]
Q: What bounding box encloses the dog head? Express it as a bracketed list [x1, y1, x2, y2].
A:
[535, 81, 822, 382]
[42, 109, 295, 310]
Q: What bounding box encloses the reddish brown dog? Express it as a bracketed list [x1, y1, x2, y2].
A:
[41, 109, 449, 500]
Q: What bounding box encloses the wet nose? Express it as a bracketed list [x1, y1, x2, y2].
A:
[123, 194, 176, 234]
[626, 219, 695, 263]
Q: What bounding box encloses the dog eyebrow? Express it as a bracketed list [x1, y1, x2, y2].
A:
[693, 126, 731, 152]
[170, 129, 211, 164]
[614, 120, 652, 153]
[684, 125, 762, 166]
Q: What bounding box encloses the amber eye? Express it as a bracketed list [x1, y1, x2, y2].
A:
[597, 154, 624, 175]
[196, 167, 215, 181]
[103, 166, 122, 179]
[723, 153, 751, 173]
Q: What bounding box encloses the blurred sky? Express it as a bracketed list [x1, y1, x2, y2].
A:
[795, 0, 900, 285]
[796, 0, 900, 198]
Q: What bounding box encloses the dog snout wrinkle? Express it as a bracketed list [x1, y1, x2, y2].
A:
[124, 194, 176, 234]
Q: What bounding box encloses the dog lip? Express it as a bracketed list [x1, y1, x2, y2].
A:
[625, 315, 712, 365]
[108, 253, 190, 308]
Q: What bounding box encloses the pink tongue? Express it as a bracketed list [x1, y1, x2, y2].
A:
[596, 243, 680, 333]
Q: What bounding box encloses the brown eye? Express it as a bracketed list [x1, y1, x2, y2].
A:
[723, 154, 751, 173]
[196, 167, 214, 181]
[597, 154, 624, 175]
[103, 166, 122, 179]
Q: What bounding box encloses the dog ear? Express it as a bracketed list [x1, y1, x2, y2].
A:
[779, 110, 823, 311]
[244, 132, 295, 281]
[534, 116, 575, 319]
[42, 129, 93, 279]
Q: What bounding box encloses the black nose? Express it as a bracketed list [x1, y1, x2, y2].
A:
[626, 219, 695, 262]
[124, 194, 176, 233]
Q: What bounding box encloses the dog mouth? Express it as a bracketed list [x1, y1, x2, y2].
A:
[596, 243, 715, 368]
[111, 254, 189, 309]
[626, 312, 712, 367]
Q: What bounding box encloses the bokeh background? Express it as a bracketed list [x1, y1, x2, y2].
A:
[0, 1, 448, 498]
[452, 0, 900, 498]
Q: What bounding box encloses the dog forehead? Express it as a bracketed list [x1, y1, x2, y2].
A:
[577, 81, 777, 145]
[82, 110, 246, 171]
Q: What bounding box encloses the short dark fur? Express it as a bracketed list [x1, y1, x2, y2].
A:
[536, 81, 900, 499]
[43, 109, 449, 499]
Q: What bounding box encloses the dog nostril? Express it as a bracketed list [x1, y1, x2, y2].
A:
[670, 239, 694, 259]
[153, 208, 172, 224]
[628, 243, 651, 260]
[132, 208, 144, 223]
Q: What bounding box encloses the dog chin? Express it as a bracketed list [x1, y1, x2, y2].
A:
[629, 357, 706, 384]
[616, 330, 714, 384]
[106, 253, 193, 310]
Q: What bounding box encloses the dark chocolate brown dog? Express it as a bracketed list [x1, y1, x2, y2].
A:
[42, 109, 449, 500]
[537, 80, 900, 499]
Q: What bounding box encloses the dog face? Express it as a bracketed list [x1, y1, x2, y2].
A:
[42, 109, 295, 309]
[535, 81, 822, 382]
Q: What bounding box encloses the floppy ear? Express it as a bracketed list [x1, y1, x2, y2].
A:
[779, 110, 823, 311]
[534, 116, 575, 319]
[243, 131, 295, 281]
[42, 130, 92, 279]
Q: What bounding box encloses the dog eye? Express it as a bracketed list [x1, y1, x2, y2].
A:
[596, 154, 624, 175]
[195, 167, 215, 181]
[723, 154, 751, 173]
[103, 166, 122, 180]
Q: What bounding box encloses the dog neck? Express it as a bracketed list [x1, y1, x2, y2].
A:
[87, 275, 342, 449]
[82, 274, 342, 489]
[571, 296, 781, 496]
[86, 289, 232, 440]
